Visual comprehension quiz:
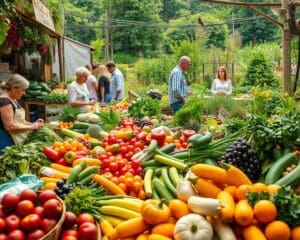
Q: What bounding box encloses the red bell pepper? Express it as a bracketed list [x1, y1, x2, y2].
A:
[43, 146, 60, 161]
[56, 157, 68, 166]
[151, 130, 166, 147]
[183, 130, 196, 140]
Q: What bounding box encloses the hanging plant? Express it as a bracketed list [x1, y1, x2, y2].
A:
[17, 22, 40, 54]
[4, 20, 23, 50]
[0, 18, 11, 45]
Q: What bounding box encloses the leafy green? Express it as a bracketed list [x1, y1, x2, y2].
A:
[44, 92, 68, 104]
[247, 186, 300, 227]
[0, 142, 51, 184]
[96, 107, 121, 132]
[56, 106, 81, 122]
[24, 126, 63, 144]
[128, 97, 162, 119]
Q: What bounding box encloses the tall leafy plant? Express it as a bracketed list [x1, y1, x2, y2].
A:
[242, 51, 278, 88]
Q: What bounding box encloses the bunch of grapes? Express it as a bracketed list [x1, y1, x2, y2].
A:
[218, 138, 261, 182]
[54, 178, 83, 200]
[76, 136, 92, 150]
[134, 118, 152, 128]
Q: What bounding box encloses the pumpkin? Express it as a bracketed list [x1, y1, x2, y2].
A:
[141, 199, 170, 225]
[174, 214, 213, 240]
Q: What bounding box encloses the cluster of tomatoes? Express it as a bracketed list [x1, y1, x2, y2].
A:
[0, 189, 63, 240]
[52, 140, 86, 155]
[57, 122, 73, 129]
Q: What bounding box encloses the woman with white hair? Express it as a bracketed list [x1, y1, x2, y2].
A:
[0, 74, 44, 151]
[68, 66, 96, 112]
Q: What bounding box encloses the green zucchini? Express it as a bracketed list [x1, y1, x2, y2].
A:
[264, 152, 297, 185]
[66, 161, 87, 184]
[188, 132, 212, 149]
[152, 177, 174, 203]
[40, 82, 51, 92]
[78, 173, 95, 185]
[71, 129, 87, 134]
[77, 166, 99, 181]
[160, 143, 176, 153]
[161, 168, 177, 196]
[275, 164, 300, 187]
[72, 121, 91, 129]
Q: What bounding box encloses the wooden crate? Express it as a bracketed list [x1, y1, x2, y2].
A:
[45, 103, 68, 121]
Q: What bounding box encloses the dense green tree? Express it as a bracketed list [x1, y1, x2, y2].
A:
[161, 0, 190, 21]
[109, 0, 164, 57]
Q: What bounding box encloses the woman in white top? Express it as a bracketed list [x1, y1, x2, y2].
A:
[68, 67, 96, 112]
[211, 66, 232, 95]
[85, 64, 98, 100]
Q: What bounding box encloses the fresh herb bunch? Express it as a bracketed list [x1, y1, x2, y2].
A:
[96, 107, 121, 132]
[44, 92, 68, 104]
[24, 126, 63, 144]
[56, 106, 81, 122]
[128, 97, 162, 119]
[0, 142, 51, 184]
[247, 186, 300, 227]
[247, 112, 300, 160]
[64, 187, 106, 216]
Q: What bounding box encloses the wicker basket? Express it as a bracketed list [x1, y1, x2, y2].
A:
[40, 196, 66, 240]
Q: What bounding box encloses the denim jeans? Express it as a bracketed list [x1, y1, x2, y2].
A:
[170, 101, 183, 114]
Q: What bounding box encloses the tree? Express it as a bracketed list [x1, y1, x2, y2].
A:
[161, 0, 190, 21]
[109, 0, 164, 57]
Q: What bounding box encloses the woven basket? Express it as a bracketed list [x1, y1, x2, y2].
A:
[40, 196, 66, 240]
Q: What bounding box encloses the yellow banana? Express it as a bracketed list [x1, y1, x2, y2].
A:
[99, 206, 141, 219]
[102, 214, 125, 227]
[98, 198, 142, 212]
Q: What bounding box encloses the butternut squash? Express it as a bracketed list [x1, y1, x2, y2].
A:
[217, 191, 235, 223]
[234, 199, 254, 226]
[243, 225, 266, 240]
[190, 177, 222, 198]
[151, 223, 175, 238]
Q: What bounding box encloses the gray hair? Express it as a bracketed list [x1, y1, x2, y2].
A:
[179, 56, 191, 63]
[75, 66, 90, 78]
[1, 74, 29, 91]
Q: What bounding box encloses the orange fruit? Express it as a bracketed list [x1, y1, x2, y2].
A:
[265, 220, 291, 240]
[236, 184, 251, 200]
[224, 186, 238, 202]
[250, 182, 268, 193]
[169, 199, 191, 219]
[267, 184, 281, 195]
[291, 226, 300, 240]
[253, 200, 277, 224]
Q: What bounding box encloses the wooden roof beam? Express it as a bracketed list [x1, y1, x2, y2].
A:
[200, 0, 281, 7]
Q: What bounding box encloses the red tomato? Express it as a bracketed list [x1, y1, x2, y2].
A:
[19, 189, 37, 203]
[125, 151, 134, 160]
[130, 159, 140, 169]
[119, 146, 128, 155]
[120, 166, 129, 175]
[117, 160, 125, 169]
[101, 159, 110, 168]
[99, 154, 108, 161]
[134, 167, 143, 175]
[108, 162, 118, 172]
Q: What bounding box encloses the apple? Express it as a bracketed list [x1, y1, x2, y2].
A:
[41, 218, 57, 233]
[20, 214, 41, 232]
[0, 206, 6, 218]
[61, 229, 79, 239]
[43, 199, 63, 219]
[19, 189, 37, 203]
[39, 190, 57, 205]
[0, 233, 7, 240]
[7, 229, 25, 240]
[16, 200, 35, 218]
[34, 206, 44, 218]
[78, 222, 98, 240]
[1, 194, 19, 212]
[76, 213, 94, 226]
[63, 211, 77, 229]
[27, 229, 46, 240]
[61, 236, 78, 240]
[0, 218, 5, 233]
[4, 214, 20, 232]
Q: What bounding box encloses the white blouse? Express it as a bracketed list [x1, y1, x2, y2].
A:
[211, 79, 232, 95]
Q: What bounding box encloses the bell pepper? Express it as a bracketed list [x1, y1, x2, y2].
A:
[183, 130, 196, 140]
[43, 146, 61, 161]
[151, 130, 166, 147]
[114, 129, 135, 140]
[64, 151, 77, 164]
[105, 143, 120, 153]
[121, 117, 134, 128]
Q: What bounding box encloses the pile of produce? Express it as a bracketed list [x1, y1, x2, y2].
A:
[23, 81, 51, 100]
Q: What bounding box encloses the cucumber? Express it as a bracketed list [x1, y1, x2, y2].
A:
[78, 173, 95, 185]
[40, 82, 51, 92]
[152, 177, 174, 203]
[188, 132, 212, 149]
[71, 129, 87, 134]
[66, 161, 87, 184]
[161, 168, 177, 196]
[160, 143, 176, 153]
[275, 164, 300, 187]
[265, 152, 297, 185]
[77, 166, 99, 181]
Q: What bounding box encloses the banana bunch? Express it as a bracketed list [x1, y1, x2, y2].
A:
[115, 97, 129, 107]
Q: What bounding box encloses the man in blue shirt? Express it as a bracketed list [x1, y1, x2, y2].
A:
[106, 61, 124, 101]
[168, 56, 191, 114]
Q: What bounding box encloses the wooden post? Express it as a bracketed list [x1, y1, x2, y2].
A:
[281, 0, 292, 94]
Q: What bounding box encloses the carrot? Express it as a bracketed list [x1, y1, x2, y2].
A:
[72, 157, 101, 167]
[243, 225, 267, 240]
[50, 163, 73, 173]
[234, 199, 254, 226]
[217, 191, 235, 223]
[93, 174, 126, 195]
[222, 163, 252, 186]
[191, 164, 228, 185]
[190, 177, 222, 198]
[115, 217, 150, 238]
